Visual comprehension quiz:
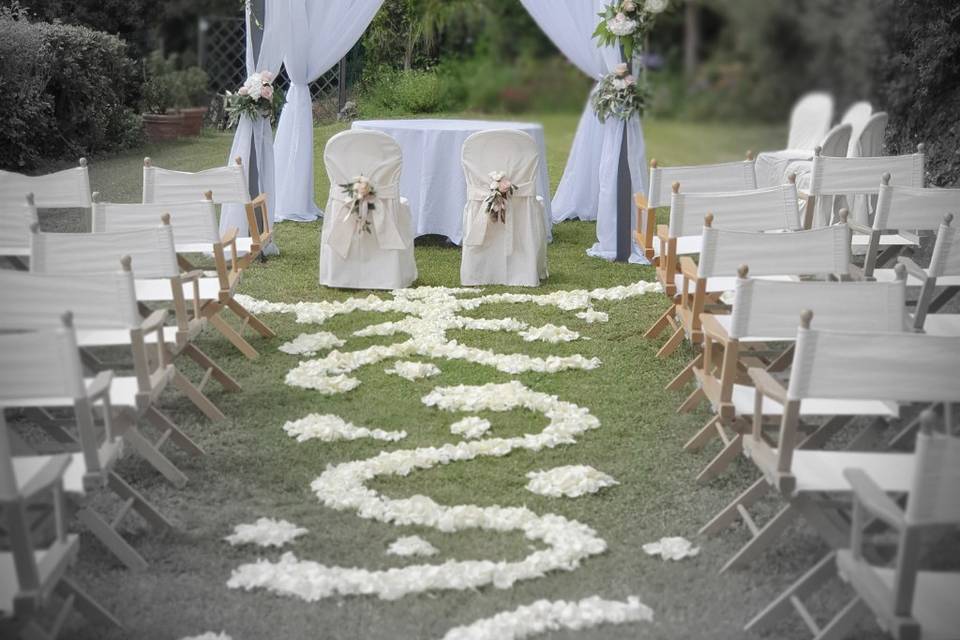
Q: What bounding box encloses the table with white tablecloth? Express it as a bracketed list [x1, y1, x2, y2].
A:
[351, 119, 553, 245]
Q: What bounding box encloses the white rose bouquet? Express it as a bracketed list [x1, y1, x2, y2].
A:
[591, 63, 648, 123]
[593, 0, 669, 59]
[339, 175, 376, 234]
[223, 70, 285, 128]
[483, 171, 517, 223]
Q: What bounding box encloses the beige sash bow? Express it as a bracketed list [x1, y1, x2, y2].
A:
[326, 182, 406, 260]
[463, 180, 536, 255]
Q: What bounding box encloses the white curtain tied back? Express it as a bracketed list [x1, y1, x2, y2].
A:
[325, 181, 407, 259]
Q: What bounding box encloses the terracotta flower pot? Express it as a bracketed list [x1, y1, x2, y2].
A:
[143, 112, 184, 142]
[178, 106, 207, 137]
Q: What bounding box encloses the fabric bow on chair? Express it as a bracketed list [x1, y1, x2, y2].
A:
[325, 181, 407, 260]
[463, 180, 536, 256]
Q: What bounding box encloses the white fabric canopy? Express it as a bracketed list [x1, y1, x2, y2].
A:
[519, 0, 647, 262]
[274, 0, 385, 222]
[221, 0, 289, 244]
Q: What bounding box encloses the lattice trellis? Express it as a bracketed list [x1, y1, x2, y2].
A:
[199, 15, 358, 122]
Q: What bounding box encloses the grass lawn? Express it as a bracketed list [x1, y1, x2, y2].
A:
[46, 113, 883, 639]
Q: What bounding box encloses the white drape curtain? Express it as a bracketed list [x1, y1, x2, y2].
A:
[273, 0, 385, 222]
[221, 0, 289, 243]
[519, 0, 647, 261]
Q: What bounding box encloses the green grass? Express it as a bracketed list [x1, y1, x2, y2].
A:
[54, 114, 884, 640]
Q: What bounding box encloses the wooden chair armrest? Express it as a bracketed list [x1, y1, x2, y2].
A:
[747, 367, 787, 404]
[699, 313, 730, 341]
[19, 454, 73, 500]
[220, 227, 238, 246]
[896, 256, 928, 283]
[843, 468, 906, 531]
[180, 269, 205, 283]
[847, 221, 874, 236]
[140, 309, 168, 334]
[679, 256, 699, 280]
[85, 370, 114, 401]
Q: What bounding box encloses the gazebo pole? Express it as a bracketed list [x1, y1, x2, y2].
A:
[615, 46, 633, 262]
[247, 0, 265, 204]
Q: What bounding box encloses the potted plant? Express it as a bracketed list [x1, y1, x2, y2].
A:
[141, 74, 183, 142]
[174, 66, 211, 136]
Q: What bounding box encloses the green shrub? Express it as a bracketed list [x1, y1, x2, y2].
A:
[0, 7, 141, 170]
[358, 67, 455, 117]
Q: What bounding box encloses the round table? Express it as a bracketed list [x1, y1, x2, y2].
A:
[351, 119, 553, 244]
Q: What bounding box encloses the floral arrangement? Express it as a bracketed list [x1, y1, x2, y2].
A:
[484, 171, 516, 223]
[339, 175, 376, 234]
[591, 62, 648, 123]
[223, 71, 285, 128]
[593, 0, 669, 60]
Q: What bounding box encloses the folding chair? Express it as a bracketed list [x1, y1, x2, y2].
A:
[801, 144, 925, 229]
[746, 409, 960, 639]
[851, 112, 888, 159]
[683, 266, 908, 483]
[906, 215, 960, 337]
[859, 182, 960, 281]
[654, 217, 851, 360]
[701, 313, 960, 575]
[142, 157, 270, 267]
[0, 159, 92, 220]
[635, 153, 756, 262]
[787, 92, 835, 152]
[0, 194, 36, 268]
[818, 123, 853, 159]
[0, 411, 123, 638]
[0, 314, 177, 570]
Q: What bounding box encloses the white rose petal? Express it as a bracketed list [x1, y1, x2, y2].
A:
[519, 324, 582, 344]
[224, 518, 307, 548]
[283, 414, 406, 443]
[279, 331, 345, 356]
[385, 360, 441, 381]
[642, 536, 700, 561]
[387, 535, 438, 557]
[525, 465, 619, 498]
[450, 416, 491, 439]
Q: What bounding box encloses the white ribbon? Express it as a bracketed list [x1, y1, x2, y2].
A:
[325, 182, 406, 260]
[464, 180, 536, 255]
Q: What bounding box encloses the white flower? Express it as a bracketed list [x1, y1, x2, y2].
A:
[450, 416, 491, 439]
[519, 324, 582, 344]
[179, 633, 232, 640]
[525, 465, 619, 498]
[279, 331, 344, 356]
[613, 62, 629, 76]
[645, 0, 669, 13]
[385, 360, 441, 381]
[642, 536, 700, 561]
[606, 13, 638, 36]
[622, 0, 637, 11]
[224, 518, 307, 548]
[242, 72, 263, 100]
[488, 171, 505, 182]
[576, 309, 609, 323]
[612, 78, 628, 91]
[386, 535, 438, 557]
[283, 414, 406, 443]
[441, 596, 653, 640]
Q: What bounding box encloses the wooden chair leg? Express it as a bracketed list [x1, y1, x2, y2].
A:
[171, 367, 227, 422]
[120, 426, 188, 488]
[644, 304, 676, 339]
[695, 433, 743, 483]
[657, 327, 685, 359]
[677, 387, 705, 414]
[745, 552, 837, 633]
[57, 576, 124, 631]
[181, 343, 241, 392]
[720, 503, 799, 573]
[666, 353, 700, 391]
[684, 415, 722, 453]
[699, 476, 769, 536]
[226, 297, 275, 338]
[75, 507, 148, 571]
[207, 311, 259, 360]
[107, 471, 173, 532]
[144, 407, 204, 457]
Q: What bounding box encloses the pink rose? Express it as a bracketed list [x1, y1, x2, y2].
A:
[260, 70, 273, 82]
[260, 84, 274, 100]
[625, 74, 636, 85]
[613, 63, 629, 76]
[497, 178, 512, 193]
[238, 85, 249, 96]
[622, 0, 636, 11]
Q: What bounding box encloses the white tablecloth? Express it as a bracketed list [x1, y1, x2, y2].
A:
[352, 119, 552, 244]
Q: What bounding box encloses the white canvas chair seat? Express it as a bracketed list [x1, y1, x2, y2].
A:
[460, 129, 547, 287]
[0, 375, 167, 413]
[850, 231, 918, 247]
[319, 130, 417, 290]
[729, 384, 898, 420]
[791, 450, 913, 494]
[75, 326, 183, 347]
[0, 538, 77, 613]
[14, 451, 94, 496]
[178, 236, 253, 257]
[652, 234, 701, 257]
[916, 314, 960, 337]
[134, 276, 224, 302]
[872, 267, 958, 286]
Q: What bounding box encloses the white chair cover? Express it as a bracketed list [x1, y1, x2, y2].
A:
[319, 130, 416, 290]
[907, 430, 960, 525]
[648, 159, 757, 208]
[787, 92, 835, 151]
[840, 101, 873, 157]
[460, 130, 548, 287]
[820, 124, 853, 158]
[851, 112, 888, 158]
[0, 163, 91, 209]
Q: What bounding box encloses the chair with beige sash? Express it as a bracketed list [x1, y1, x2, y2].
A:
[683, 266, 908, 483]
[635, 154, 756, 262]
[701, 313, 960, 576]
[0, 410, 123, 637]
[0, 314, 177, 571]
[460, 129, 546, 287]
[0, 194, 36, 267]
[0, 159, 92, 230]
[142, 157, 270, 267]
[746, 409, 960, 640]
[319, 129, 417, 289]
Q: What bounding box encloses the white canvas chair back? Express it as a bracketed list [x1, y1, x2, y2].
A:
[697, 224, 850, 278]
[322, 129, 408, 258]
[874, 184, 960, 232]
[787, 323, 960, 402]
[807, 147, 925, 197]
[905, 428, 960, 525]
[142, 158, 249, 205]
[93, 198, 220, 246]
[929, 221, 960, 278]
[648, 158, 756, 208]
[0, 265, 140, 331]
[30, 222, 179, 279]
[819, 123, 852, 158]
[851, 112, 888, 158]
[0, 160, 91, 209]
[0, 194, 37, 255]
[786, 92, 834, 151]
[728, 275, 907, 339]
[0, 319, 85, 402]
[840, 101, 873, 156]
[668, 183, 800, 237]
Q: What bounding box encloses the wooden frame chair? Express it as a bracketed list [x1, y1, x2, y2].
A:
[0, 410, 122, 638]
[683, 266, 908, 483]
[142, 157, 271, 267]
[655, 216, 851, 360]
[801, 144, 925, 229]
[701, 313, 960, 575]
[0, 194, 36, 268]
[0, 159, 91, 214]
[0, 314, 177, 571]
[906, 214, 960, 337]
[635, 153, 756, 262]
[88, 201, 276, 360]
[746, 410, 960, 639]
